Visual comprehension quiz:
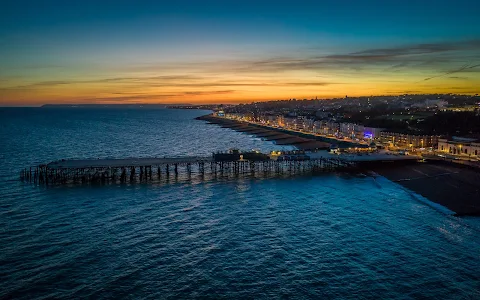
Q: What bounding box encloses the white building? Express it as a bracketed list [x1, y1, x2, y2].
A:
[313, 120, 322, 134]
[302, 118, 315, 132]
[438, 137, 480, 157]
[340, 123, 364, 139]
[318, 121, 339, 136]
[283, 117, 298, 129]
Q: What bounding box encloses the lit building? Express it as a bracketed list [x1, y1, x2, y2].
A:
[313, 120, 322, 134]
[260, 115, 277, 125]
[363, 127, 384, 140]
[302, 118, 315, 132]
[283, 117, 298, 129]
[379, 132, 438, 148]
[438, 137, 480, 157]
[225, 112, 243, 120]
[318, 121, 339, 136]
[340, 123, 365, 139]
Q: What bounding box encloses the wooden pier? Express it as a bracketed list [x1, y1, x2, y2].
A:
[20, 156, 356, 186]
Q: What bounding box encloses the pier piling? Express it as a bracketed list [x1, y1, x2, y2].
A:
[21, 155, 356, 186]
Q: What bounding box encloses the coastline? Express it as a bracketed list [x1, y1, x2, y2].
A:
[369, 161, 480, 216]
[197, 114, 332, 150]
[196, 113, 480, 216]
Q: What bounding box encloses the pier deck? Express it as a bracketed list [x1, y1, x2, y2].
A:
[22, 150, 423, 187]
[47, 156, 212, 169]
[22, 155, 355, 186]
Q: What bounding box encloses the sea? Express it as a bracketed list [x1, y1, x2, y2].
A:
[1, 107, 479, 299]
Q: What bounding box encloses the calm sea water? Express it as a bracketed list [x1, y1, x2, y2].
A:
[1, 108, 479, 299]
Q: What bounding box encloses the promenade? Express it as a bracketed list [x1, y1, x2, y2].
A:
[197, 114, 363, 149]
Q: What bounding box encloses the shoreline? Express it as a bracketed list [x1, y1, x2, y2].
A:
[198, 114, 365, 148]
[197, 114, 333, 150]
[368, 160, 480, 216]
[197, 114, 480, 216]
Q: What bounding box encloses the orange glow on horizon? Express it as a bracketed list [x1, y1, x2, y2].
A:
[2, 76, 479, 106]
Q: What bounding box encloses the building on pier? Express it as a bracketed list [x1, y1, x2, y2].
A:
[213, 149, 270, 162]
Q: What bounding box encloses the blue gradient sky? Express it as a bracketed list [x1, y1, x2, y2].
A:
[1, 0, 479, 105]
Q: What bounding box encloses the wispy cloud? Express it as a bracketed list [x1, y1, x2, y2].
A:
[10, 80, 72, 89]
[1, 76, 336, 90]
[75, 90, 238, 103]
[7, 39, 477, 89]
[2, 38, 479, 104]
[203, 39, 480, 76]
[350, 39, 480, 57]
[421, 63, 480, 82]
[182, 90, 235, 96]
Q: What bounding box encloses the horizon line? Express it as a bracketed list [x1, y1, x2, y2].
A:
[1, 92, 479, 108]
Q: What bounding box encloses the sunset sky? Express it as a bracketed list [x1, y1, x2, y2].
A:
[1, 0, 479, 105]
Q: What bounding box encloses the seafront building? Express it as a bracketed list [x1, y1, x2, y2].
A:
[379, 132, 438, 149]
[363, 127, 384, 140]
[438, 137, 480, 157]
[314, 120, 340, 136]
[221, 112, 441, 149]
[337, 123, 381, 141]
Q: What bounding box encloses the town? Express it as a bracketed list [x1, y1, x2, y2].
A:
[174, 93, 480, 161]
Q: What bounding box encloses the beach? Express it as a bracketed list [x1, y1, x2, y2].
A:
[198, 114, 480, 216]
[198, 115, 332, 150]
[371, 161, 480, 216]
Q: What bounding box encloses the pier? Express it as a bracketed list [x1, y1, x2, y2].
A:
[20, 156, 356, 186]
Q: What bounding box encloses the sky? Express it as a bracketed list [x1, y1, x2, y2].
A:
[1, 0, 479, 105]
